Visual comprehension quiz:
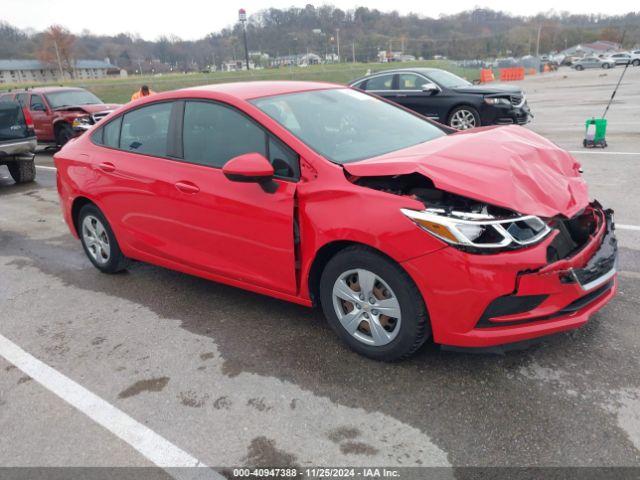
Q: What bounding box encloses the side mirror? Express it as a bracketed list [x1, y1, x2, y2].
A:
[223, 152, 274, 183]
[422, 83, 440, 94]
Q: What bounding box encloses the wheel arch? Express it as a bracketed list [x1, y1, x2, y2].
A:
[70, 196, 97, 236]
[307, 240, 408, 307]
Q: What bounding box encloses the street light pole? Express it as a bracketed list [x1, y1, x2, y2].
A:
[336, 28, 340, 62]
[239, 8, 250, 70]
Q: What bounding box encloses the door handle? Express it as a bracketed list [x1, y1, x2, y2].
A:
[175, 181, 200, 194]
[395, 93, 407, 97]
[98, 162, 115, 173]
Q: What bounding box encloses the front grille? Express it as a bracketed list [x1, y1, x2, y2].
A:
[91, 111, 110, 124]
[547, 209, 598, 263]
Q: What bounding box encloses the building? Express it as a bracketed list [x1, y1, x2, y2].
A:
[271, 53, 322, 67]
[560, 41, 620, 57]
[0, 59, 121, 84]
[378, 51, 416, 63]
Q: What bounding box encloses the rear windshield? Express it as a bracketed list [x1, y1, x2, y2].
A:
[251, 88, 445, 164]
[0, 101, 30, 142]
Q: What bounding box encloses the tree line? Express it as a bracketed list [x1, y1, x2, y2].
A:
[1, 6, 639, 74]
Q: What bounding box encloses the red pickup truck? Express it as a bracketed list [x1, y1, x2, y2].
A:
[0, 87, 118, 146]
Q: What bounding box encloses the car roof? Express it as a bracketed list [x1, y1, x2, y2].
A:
[349, 67, 446, 85]
[181, 81, 343, 100]
[11, 86, 86, 94]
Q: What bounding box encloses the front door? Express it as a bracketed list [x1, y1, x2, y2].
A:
[28, 94, 54, 141]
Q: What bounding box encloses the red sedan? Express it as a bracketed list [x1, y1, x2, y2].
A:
[54, 81, 617, 361]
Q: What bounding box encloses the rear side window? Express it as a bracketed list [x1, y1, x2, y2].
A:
[120, 102, 172, 156]
[363, 74, 394, 91]
[182, 100, 266, 168]
[102, 117, 122, 148]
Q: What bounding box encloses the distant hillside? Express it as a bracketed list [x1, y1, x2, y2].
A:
[1, 6, 639, 72]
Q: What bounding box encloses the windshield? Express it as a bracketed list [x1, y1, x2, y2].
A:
[251, 89, 445, 164]
[425, 70, 471, 89]
[45, 90, 102, 109]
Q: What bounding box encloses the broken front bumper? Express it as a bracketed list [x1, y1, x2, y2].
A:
[402, 204, 617, 348]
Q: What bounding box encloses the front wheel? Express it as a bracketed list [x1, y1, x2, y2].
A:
[56, 123, 74, 147]
[632, 59, 640, 67]
[447, 106, 480, 130]
[575, 65, 584, 71]
[319, 246, 430, 361]
[78, 204, 128, 273]
[602, 63, 611, 69]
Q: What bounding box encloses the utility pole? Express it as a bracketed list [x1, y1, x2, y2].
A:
[239, 8, 250, 70]
[53, 39, 65, 80]
[535, 25, 542, 57]
[336, 28, 340, 62]
[352, 42, 356, 63]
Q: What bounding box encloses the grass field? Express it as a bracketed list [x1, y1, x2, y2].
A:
[1, 61, 480, 103]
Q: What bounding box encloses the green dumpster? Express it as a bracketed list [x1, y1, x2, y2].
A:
[584, 118, 607, 148]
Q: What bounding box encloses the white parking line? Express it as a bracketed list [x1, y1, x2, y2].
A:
[569, 150, 640, 156]
[618, 224, 640, 232]
[0, 333, 223, 480]
[35, 165, 57, 171]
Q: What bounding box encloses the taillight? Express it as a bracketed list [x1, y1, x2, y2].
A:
[22, 107, 35, 130]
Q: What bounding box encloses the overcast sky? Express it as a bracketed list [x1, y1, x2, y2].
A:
[5, 0, 639, 40]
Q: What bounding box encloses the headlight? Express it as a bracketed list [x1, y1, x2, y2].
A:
[484, 97, 511, 105]
[72, 116, 92, 128]
[401, 208, 551, 251]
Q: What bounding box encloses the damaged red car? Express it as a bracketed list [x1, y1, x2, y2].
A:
[54, 82, 617, 361]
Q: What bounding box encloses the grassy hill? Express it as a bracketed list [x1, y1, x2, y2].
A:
[1, 61, 480, 104]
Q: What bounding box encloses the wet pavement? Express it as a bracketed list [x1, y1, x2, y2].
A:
[1, 67, 640, 473]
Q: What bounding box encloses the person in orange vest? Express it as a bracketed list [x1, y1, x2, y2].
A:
[130, 85, 156, 102]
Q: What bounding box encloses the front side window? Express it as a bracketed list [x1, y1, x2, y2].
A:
[425, 70, 471, 89]
[30, 94, 45, 111]
[252, 88, 445, 164]
[182, 101, 266, 168]
[398, 74, 429, 90]
[120, 102, 173, 156]
[363, 74, 394, 91]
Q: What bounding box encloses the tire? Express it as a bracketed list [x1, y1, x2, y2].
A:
[632, 59, 640, 67]
[602, 63, 610, 69]
[55, 122, 74, 147]
[319, 246, 430, 361]
[77, 204, 128, 273]
[7, 158, 36, 183]
[447, 106, 480, 130]
[575, 65, 584, 71]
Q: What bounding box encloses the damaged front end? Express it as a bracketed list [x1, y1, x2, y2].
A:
[347, 171, 618, 347]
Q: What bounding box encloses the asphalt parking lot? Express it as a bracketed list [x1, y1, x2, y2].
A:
[1, 66, 640, 475]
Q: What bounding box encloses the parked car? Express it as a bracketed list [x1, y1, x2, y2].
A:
[0, 98, 37, 183]
[1, 87, 118, 146]
[54, 82, 617, 361]
[572, 57, 616, 70]
[606, 52, 633, 66]
[349, 68, 531, 130]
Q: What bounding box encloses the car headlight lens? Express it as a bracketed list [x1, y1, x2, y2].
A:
[401, 208, 551, 251]
[484, 97, 511, 105]
[72, 116, 92, 128]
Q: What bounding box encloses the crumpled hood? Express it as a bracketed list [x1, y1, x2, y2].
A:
[56, 103, 120, 114]
[343, 125, 589, 218]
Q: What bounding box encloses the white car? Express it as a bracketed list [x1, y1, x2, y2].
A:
[606, 52, 640, 67]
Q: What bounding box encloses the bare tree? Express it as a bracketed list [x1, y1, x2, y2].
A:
[38, 25, 76, 79]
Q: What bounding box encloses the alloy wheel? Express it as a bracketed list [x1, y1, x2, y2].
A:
[81, 215, 111, 265]
[331, 269, 402, 346]
[450, 109, 477, 130]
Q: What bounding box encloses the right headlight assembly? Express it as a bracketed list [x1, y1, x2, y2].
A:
[401, 207, 552, 252]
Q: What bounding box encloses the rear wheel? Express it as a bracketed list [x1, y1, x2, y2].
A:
[447, 106, 480, 130]
[7, 158, 36, 183]
[575, 65, 584, 71]
[78, 204, 128, 273]
[319, 246, 430, 361]
[56, 123, 74, 147]
[632, 59, 640, 67]
[602, 63, 611, 69]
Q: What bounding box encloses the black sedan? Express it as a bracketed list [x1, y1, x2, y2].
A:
[349, 68, 532, 130]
